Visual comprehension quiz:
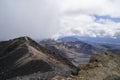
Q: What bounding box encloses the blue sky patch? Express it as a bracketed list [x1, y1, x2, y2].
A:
[94, 15, 120, 23]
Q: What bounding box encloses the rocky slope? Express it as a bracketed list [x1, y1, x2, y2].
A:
[40, 39, 106, 66]
[73, 52, 120, 80]
[0, 37, 77, 80]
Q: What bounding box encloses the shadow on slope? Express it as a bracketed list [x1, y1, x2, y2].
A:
[4, 60, 52, 79]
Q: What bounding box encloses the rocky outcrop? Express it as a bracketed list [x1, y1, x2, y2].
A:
[73, 52, 120, 80]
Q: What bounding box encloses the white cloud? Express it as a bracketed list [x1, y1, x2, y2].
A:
[52, 0, 120, 39]
[60, 0, 120, 17]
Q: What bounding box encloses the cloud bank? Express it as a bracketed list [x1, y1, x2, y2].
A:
[53, 0, 120, 39]
[0, 0, 60, 40]
[0, 0, 120, 40]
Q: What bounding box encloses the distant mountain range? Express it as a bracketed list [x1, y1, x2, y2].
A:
[58, 36, 120, 51]
[57, 36, 120, 45]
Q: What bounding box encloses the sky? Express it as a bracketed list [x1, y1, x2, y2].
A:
[0, 0, 120, 40]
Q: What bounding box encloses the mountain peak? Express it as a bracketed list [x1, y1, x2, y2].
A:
[0, 37, 77, 80]
[9, 36, 32, 42]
